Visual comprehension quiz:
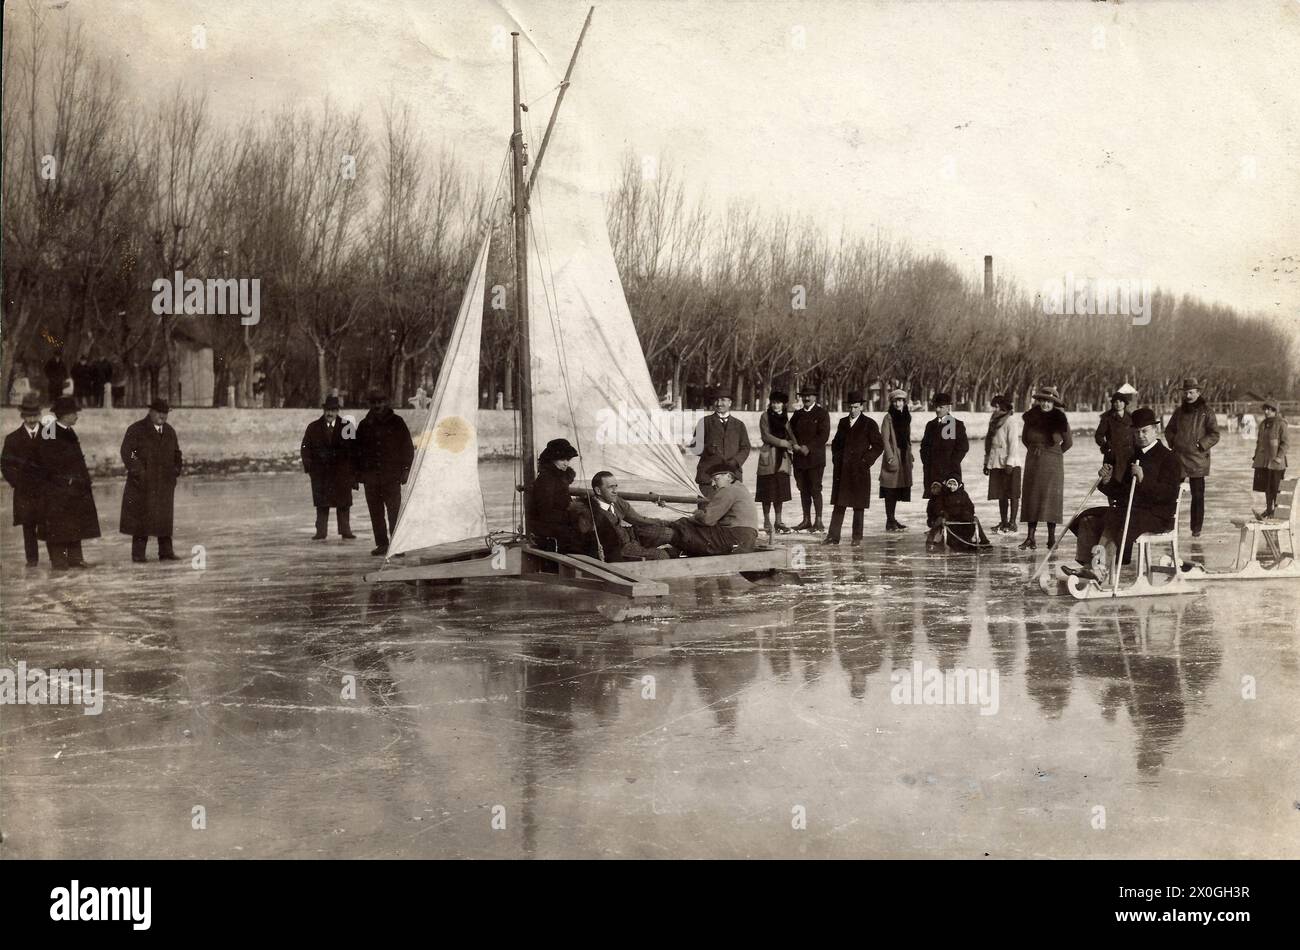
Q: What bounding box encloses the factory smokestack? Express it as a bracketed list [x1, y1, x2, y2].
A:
[983, 255, 993, 300]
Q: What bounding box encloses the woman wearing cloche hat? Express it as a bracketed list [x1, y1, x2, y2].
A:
[1018, 385, 1071, 550]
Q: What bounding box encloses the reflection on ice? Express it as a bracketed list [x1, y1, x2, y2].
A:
[1, 443, 1297, 858]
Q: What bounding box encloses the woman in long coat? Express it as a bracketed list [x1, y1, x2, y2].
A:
[37, 397, 101, 569]
[824, 391, 884, 546]
[120, 400, 183, 561]
[878, 389, 913, 532]
[983, 394, 1023, 534]
[756, 390, 798, 535]
[1094, 390, 1136, 476]
[1019, 386, 1072, 550]
[1252, 399, 1289, 517]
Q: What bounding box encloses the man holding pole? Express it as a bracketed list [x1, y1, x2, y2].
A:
[1062, 407, 1181, 584]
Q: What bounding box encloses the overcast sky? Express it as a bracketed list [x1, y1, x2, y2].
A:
[28, 0, 1300, 335]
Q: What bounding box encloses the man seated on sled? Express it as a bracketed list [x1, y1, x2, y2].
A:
[529, 438, 594, 554]
[671, 460, 759, 556]
[590, 471, 677, 561]
[925, 478, 991, 549]
[1063, 407, 1181, 584]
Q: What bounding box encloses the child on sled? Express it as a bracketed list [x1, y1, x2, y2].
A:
[925, 479, 991, 550]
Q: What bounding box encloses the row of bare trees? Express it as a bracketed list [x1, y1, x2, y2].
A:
[2, 4, 490, 407]
[608, 151, 1295, 411]
[4, 4, 1291, 412]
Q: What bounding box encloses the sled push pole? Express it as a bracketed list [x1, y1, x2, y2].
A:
[1027, 477, 1099, 586]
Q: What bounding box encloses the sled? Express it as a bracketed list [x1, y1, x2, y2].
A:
[1066, 482, 1206, 600]
[1195, 477, 1300, 582]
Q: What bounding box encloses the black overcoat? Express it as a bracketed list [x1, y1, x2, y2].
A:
[119, 417, 183, 537]
[829, 413, 884, 509]
[2, 425, 44, 525]
[301, 417, 357, 508]
[920, 415, 970, 497]
[356, 409, 414, 487]
[37, 424, 101, 543]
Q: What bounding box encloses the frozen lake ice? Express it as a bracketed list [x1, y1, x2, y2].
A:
[1, 434, 1296, 858]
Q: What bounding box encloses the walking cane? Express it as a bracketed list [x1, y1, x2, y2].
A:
[1112, 476, 1139, 595]
[1027, 477, 1100, 585]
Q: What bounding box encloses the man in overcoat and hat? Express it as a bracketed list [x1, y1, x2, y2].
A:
[686, 388, 751, 498]
[1163, 377, 1219, 537]
[823, 390, 884, 546]
[1, 393, 47, 566]
[356, 389, 414, 556]
[120, 398, 184, 562]
[920, 392, 969, 497]
[38, 396, 100, 570]
[301, 394, 358, 541]
[789, 385, 831, 532]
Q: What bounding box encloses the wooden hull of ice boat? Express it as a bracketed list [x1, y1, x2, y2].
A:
[363, 540, 795, 602]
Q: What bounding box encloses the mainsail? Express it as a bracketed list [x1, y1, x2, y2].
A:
[526, 105, 698, 498]
[387, 233, 492, 556]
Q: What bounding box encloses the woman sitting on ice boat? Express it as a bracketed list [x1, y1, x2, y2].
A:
[528, 438, 595, 555]
[1061, 407, 1181, 585]
[925, 478, 991, 550]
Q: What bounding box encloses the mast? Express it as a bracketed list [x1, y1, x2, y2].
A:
[511, 32, 535, 517]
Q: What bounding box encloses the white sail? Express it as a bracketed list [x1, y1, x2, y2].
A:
[526, 107, 699, 498]
[387, 233, 492, 556]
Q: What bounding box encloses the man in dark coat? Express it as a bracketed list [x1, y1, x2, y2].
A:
[300, 395, 357, 541]
[919, 392, 969, 498]
[356, 389, 414, 556]
[789, 385, 831, 532]
[1064, 407, 1182, 584]
[1, 393, 46, 566]
[823, 391, 884, 546]
[71, 356, 95, 407]
[92, 357, 114, 408]
[687, 389, 751, 498]
[1095, 390, 1137, 477]
[528, 438, 594, 554]
[119, 398, 183, 562]
[37, 396, 100, 570]
[1162, 377, 1219, 537]
[590, 471, 674, 561]
[43, 351, 68, 401]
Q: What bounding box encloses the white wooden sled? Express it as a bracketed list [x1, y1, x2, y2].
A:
[1197, 476, 1300, 582]
[1066, 483, 1206, 600]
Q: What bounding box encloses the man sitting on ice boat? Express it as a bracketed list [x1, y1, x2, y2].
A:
[1062, 407, 1181, 584]
[924, 478, 991, 549]
[671, 460, 759, 556]
[529, 438, 595, 555]
[590, 471, 677, 561]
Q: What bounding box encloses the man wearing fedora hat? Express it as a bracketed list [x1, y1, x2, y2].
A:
[920, 392, 969, 500]
[686, 387, 751, 498]
[356, 389, 414, 555]
[119, 398, 184, 562]
[301, 394, 358, 541]
[37, 396, 100, 570]
[1063, 406, 1182, 584]
[2, 393, 47, 566]
[1163, 377, 1219, 537]
[670, 459, 759, 556]
[823, 390, 883, 546]
[789, 384, 830, 532]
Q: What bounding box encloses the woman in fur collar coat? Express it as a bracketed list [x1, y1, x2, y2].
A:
[1018, 386, 1072, 550]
